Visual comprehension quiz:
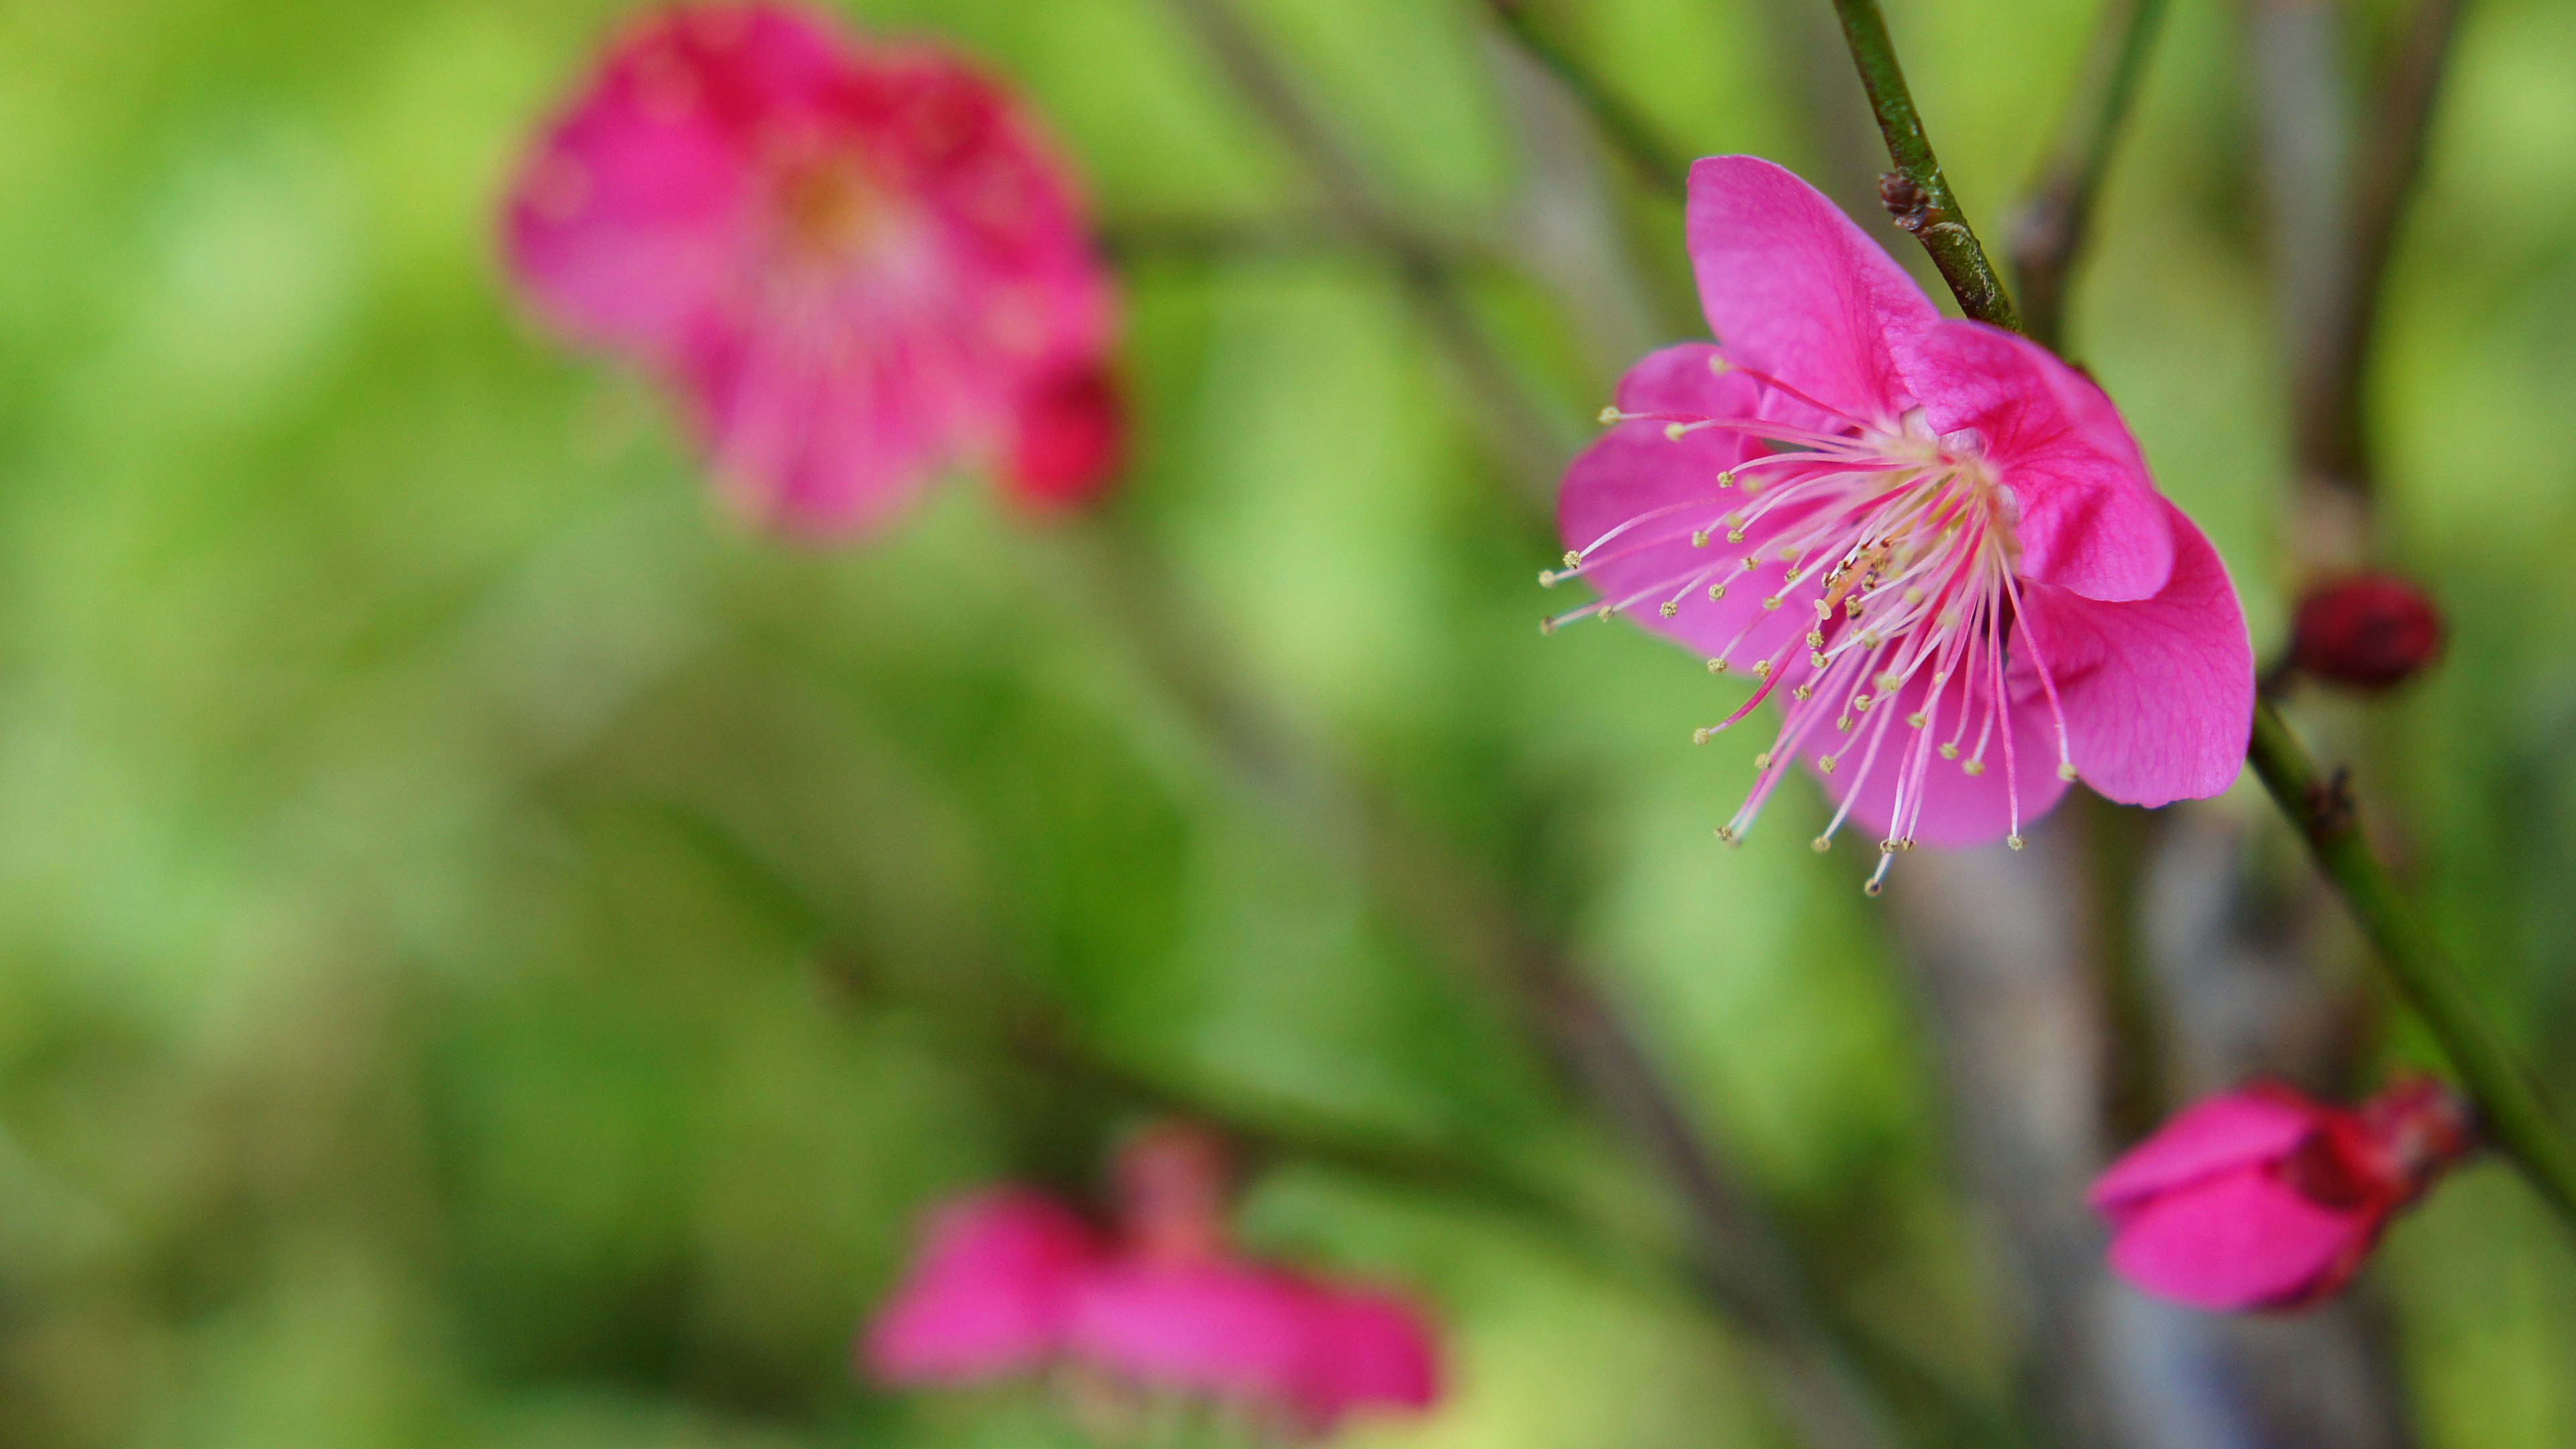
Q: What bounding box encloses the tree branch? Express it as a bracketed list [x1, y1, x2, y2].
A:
[2247, 700, 2576, 1233]
[1827, 0, 2021, 330]
[1477, 0, 1692, 200]
[2008, 0, 2174, 352]
[2304, 0, 2471, 492]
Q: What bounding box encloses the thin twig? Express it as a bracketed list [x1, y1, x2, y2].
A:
[2304, 0, 2471, 492]
[647, 796, 1725, 1304]
[1477, 0, 1692, 199]
[2008, 0, 2174, 353]
[1159, 0, 1574, 506]
[2247, 701, 2576, 1234]
[1055, 508, 1916, 1449]
[1827, 0, 2021, 330]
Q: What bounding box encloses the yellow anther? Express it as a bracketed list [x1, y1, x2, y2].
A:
[2006, 834, 2025, 851]
[1564, 551, 1582, 568]
[1693, 728, 1712, 745]
[1727, 529, 1747, 543]
[1754, 659, 1774, 680]
[1806, 629, 1825, 649]
[1817, 757, 1838, 775]
[1691, 530, 1711, 548]
[1939, 743, 1958, 760]
[1597, 405, 1621, 424]
[2057, 763, 2079, 782]
[1762, 596, 1782, 610]
[1660, 601, 1680, 618]
[1709, 583, 1727, 601]
[1812, 834, 1833, 851]
[1907, 712, 1927, 729]
[1852, 694, 1872, 712]
[1717, 471, 1736, 488]
[1708, 659, 1728, 674]
[1665, 423, 1688, 441]
[1754, 751, 1773, 769]
[1793, 684, 1814, 700]
[1962, 759, 1986, 777]
[1708, 355, 1731, 374]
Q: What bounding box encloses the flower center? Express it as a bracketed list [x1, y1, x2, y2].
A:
[1548, 359, 2078, 891]
[769, 150, 906, 268]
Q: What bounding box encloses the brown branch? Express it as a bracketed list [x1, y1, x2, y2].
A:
[2008, 0, 2174, 352]
[2304, 0, 2471, 492]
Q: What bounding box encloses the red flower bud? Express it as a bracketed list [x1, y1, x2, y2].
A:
[2290, 572, 2446, 691]
[1005, 362, 1127, 513]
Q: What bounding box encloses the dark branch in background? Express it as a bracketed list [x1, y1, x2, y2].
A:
[1477, 0, 1692, 200]
[1144, 8, 1925, 1446]
[2008, 0, 2174, 352]
[1827, 0, 2021, 330]
[1053, 508, 1919, 1449]
[649, 799, 1731, 1309]
[2304, 0, 2471, 494]
[2248, 702, 2576, 1231]
[1159, 0, 1574, 506]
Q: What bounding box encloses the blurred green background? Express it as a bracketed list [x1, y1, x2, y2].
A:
[3, 0, 2575, 1446]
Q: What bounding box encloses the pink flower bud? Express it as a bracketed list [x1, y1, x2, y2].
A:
[2290, 572, 2447, 691]
[2089, 1079, 2474, 1311]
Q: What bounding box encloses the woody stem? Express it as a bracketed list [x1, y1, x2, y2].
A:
[2248, 701, 2576, 1232]
[1827, 0, 2021, 331]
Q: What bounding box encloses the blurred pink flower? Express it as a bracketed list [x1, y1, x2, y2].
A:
[503, 3, 1122, 535]
[862, 1123, 1442, 1432]
[2090, 1079, 2475, 1312]
[862, 1189, 1103, 1383]
[1552, 157, 2253, 886]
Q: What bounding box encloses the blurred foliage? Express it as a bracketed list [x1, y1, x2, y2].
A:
[0, 1, 2574, 1447]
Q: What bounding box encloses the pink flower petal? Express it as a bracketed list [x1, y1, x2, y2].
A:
[1557, 347, 1820, 659]
[1809, 653, 2072, 849]
[1892, 320, 2175, 602]
[1295, 1287, 1442, 1427]
[2090, 1089, 2324, 1214]
[2104, 1165, 2380, 1312]
[1067, 1261, 1320, 1403]
[2019, 497, 2255, 808]
[1684, 156, 1938, 427]
[862, 1189, 1105, 1385]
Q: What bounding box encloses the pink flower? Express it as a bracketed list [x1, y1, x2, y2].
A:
[1550, 158, 2253, 886]
[503, 4, 1122, 536]
[861, 1124, 1443, 1432]
[2089, 1079, 2475, 1312]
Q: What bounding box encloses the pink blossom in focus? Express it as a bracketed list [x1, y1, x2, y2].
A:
[503, 4, 1122, 536]
[1550, 158, 2253, 888]
[2089, 1079, 2475, 1312]
[863, 1189, 1104, 1383]
[861, 1124, 1443, 1432]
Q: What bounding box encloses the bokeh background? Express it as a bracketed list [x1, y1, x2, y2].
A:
[3, 0, 2575, 1446]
